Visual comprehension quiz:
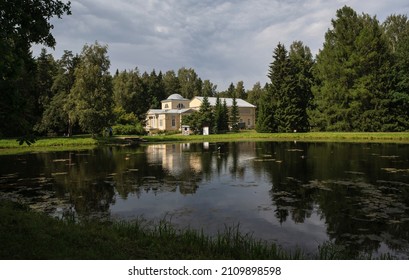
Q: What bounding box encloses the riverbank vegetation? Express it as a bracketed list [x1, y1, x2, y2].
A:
[0, 200, 390, 260]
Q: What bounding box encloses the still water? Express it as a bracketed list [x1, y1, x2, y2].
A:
[1, 141, 409, 258]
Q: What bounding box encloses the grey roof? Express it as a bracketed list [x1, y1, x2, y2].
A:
[147, 108, 192, 114]
[193, 96, 256, 108]
[163, 93, 189, 101]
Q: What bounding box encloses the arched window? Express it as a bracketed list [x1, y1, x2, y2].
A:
[177, 103, 184, 109]
[164, 104, 169, 109]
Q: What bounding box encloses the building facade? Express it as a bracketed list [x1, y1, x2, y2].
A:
[145, 94, 256, 132]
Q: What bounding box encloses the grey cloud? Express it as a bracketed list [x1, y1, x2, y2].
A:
[36, 0, 409, 90]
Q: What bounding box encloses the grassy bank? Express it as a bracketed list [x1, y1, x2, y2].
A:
[143, 131, 409, 143]
[0, 136, 97, 149]
[1, 131, 409, 154]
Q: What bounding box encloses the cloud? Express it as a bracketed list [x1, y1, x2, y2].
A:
[35, 0, 409, 90]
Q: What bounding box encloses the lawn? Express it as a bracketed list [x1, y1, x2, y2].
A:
[1, 131, 409, 155]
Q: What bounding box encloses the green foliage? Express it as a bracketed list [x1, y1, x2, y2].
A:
[162, 70, 181, 96]
[198, 95, 214, 130]
[69, 42, 114, 136]
[112, 124, 146, 136]
[182, 111, 202, 134]
[182, 95, 214, 134]
[247, 82, 267, 118]
[230, 95, 240, 132]
[202, 80, 217, 97]
[236, 81, 247, 100]
[311, 6, 396, 132]
[178, 67, 202, 99]
[213, 96, 228, 134]
[0, 0, 71, 138]
[288, 41, 314, 132]
[268, 43, 292, 132]
[256, 94, 273, 133]
[383, 15, 409, 131]
[112, 69, 149, 122]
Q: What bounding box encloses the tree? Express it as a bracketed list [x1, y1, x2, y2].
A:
[36, 50, 79, 135]
[268, 42, 292, 132]
[221, 99, 229, 132]
[230, 94, 240, 132]
[162, 70, 181, 96]
[247, 82, 267, 118]
[178, 67, 200, 99]
[383, 15, 409, 130]
[198, 94, 214, 133]
[236, 81, 247, 100]
[0, 0, 71, 138]
[288, 41, 314, 132]
[213, 95, 226, 134]
[33, 48, 58, 132]
[142, 70, 166, 109]
[69, 42, 114, 136]
[311, 6, 393, 131]
[256, 93, 273, 133]
[202, 80, 217, 97]
[113, 68, 148, 122]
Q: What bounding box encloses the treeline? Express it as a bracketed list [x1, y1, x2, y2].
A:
[1, 3, 409, 139]
[258, 6, 409, 133]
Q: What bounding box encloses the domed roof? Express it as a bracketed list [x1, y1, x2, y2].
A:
[166, 94, 186, 100]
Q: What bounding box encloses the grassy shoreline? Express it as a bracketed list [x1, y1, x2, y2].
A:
[1, 131, 409, 152]
[0, 200, 388, 260]
[142, 131, 409, 143]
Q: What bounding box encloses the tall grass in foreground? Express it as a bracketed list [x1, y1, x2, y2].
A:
[0, 200, 393, 260]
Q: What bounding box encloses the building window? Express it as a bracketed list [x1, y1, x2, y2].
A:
[171, 116, 176, 127]
[248, 119, 251, 126]
[164, 104, 169, 109]
[177, 103, 184, 109]
[159, 119, 163, 127]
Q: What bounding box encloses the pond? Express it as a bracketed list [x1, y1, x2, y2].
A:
[1, 141, 409, 258]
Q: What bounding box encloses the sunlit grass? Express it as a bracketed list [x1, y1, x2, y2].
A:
[143, 131, 409, 143]
[1, 131, 409, 154]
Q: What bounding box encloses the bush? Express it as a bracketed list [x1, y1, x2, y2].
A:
[112, 124, 146, 135]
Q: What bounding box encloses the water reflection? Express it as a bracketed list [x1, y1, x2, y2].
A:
[1, 142, 409, 258]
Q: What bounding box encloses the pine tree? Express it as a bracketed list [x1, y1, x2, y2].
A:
[213, 95, 222, 134]
[198, 94, 214, 133]
[221, 99, 229, 132]
[236, 81, 247, 100]
[268, 43, 292, 132]
[288, 41, 314, 132]
[311, 6, 393, 131]
[256, 93, 273, 133]
[230, 94, 240, 132]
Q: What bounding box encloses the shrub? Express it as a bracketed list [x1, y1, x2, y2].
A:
[112, 123, 146, 135]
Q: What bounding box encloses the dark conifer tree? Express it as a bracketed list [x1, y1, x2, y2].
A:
[230, 94, 240, 132]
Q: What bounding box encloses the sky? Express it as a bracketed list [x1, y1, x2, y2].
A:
[34, 0, 409, 91]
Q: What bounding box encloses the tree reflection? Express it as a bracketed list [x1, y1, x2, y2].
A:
[1, 141, 409, 257]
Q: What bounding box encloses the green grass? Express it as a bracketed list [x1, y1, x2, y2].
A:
[0, 200, 393, 260]
[1, 131, 409, 155]
[143, 131, 409, 143]
[0, 136, 97, 148]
